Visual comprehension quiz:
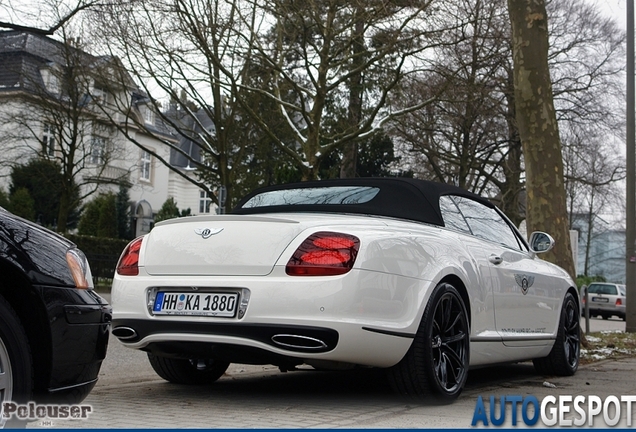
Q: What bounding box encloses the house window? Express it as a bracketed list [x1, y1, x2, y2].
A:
[90, 83, 117, 108]
[144, 107, 155, 124]
[42, 123, 56, 156]
[40, 68, 59, 94]
[90, 136, 106, 164]
[199, 190, 212, 214]
[140, 151, 152, 181]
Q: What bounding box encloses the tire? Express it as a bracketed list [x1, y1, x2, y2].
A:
[533, 292, 579, 376]
[0, 295, 33, 427]
[148, 354, 229, 385]
[388, 283, 469, 404]
[602, 314, 609, 320]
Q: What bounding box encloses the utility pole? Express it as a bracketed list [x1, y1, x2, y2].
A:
[627, 0, 636, 332]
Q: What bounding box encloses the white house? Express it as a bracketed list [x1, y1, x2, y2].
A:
[0, 30, 215, 236]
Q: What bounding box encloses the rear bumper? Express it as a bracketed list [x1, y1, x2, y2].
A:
[112, 318, 339, 353]
[111, 269, 423, 368]
[112, 316, 412, 368]
[113, 318, 342, 369]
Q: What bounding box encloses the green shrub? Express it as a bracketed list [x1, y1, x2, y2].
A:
[9, 188, 35, 221]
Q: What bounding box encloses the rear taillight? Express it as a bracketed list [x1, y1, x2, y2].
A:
[117, 237, 144, 276]
[286, 232, 360, 276]
[616, 298, 623, 306]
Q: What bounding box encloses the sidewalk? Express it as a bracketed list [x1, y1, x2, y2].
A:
[29, 356, 636, 429]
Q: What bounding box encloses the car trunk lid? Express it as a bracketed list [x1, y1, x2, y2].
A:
[142, 215, 305, 276]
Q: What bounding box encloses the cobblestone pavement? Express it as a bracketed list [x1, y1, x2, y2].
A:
[28, 356, 636, 429]
[25, 298, 634, 429]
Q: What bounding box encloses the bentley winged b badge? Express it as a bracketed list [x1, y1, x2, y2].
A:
[194, 227, 223, 239]
[515, 274, 535, 295]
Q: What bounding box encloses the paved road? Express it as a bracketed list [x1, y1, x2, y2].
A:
[27, 295, 634, 429]
[580, 314, 625, 333]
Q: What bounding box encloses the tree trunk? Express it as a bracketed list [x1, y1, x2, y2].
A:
[507, 0, 575, 278]
[57, 189, 70, 233]
[340, 7, 364, 179]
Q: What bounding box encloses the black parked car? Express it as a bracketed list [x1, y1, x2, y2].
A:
[0, 208, 111, 408]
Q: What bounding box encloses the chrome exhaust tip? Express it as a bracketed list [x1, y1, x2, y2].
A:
[271, 334, 328, 350]
[112, 326, 138, 341]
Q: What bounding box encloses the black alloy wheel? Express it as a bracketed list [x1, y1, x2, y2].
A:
[0, 295, 33, 428]
[533, 292, 580, 376]
[388, 283, 470, 403]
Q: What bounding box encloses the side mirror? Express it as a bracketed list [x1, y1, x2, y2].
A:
[529, 231, 555, 254]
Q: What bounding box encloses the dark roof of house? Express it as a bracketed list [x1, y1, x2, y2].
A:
[167, 108, 212, 168]
[232, 177, 494, 226]
[0, 31, 87, 91]
[0, 30, 177, 142]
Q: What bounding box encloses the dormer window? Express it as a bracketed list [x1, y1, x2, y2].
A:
[40, 67, 60, 95]
[144, 106, 155, 125]
[92, 84, 112, 105]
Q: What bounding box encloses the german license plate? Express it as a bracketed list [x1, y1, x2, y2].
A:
[592, 297, 609, 303]
[153, 292, 238, 317]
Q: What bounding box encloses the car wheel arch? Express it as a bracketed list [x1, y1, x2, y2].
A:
[437, 274, 472, 327]
[0, 260, 53, 396]
[533, 289, 580, 376]
[565, 286, 580, 314]
[388, 280, 471, 402]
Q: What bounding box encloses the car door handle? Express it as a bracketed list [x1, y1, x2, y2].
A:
[489, 255, 503, 265]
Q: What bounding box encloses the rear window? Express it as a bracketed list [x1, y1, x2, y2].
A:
[241, 186, 380, 208]
[587, 284, 618, 295]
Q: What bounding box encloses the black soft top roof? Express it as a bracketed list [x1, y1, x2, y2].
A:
[233, 177, 494, 226]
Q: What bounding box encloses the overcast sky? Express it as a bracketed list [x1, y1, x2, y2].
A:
[1, 0, 630, 34]
[600, 0, 627, 28]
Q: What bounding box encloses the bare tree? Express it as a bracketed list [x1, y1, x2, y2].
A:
[240, 0, 455, 180]
[390, 0, 624, 230]
[0, 29, 131, 231]
[93, 0, 280, 211]
[389, 0, 526, 224]
[562, 125, 625, 275]
[93, 0, 454, 197]
[548, 0, 625, 131]
[508, 0, 574, 276]
[0, 0, 100, 35]
[390, 0, 510, 183]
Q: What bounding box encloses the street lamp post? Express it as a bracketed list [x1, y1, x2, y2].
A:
[627, 0, 636, 332]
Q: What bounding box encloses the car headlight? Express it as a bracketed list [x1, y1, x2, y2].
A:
[66, 248, 94, 289]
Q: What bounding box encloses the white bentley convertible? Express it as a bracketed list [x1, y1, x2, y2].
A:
[111, 178, 579, 403]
